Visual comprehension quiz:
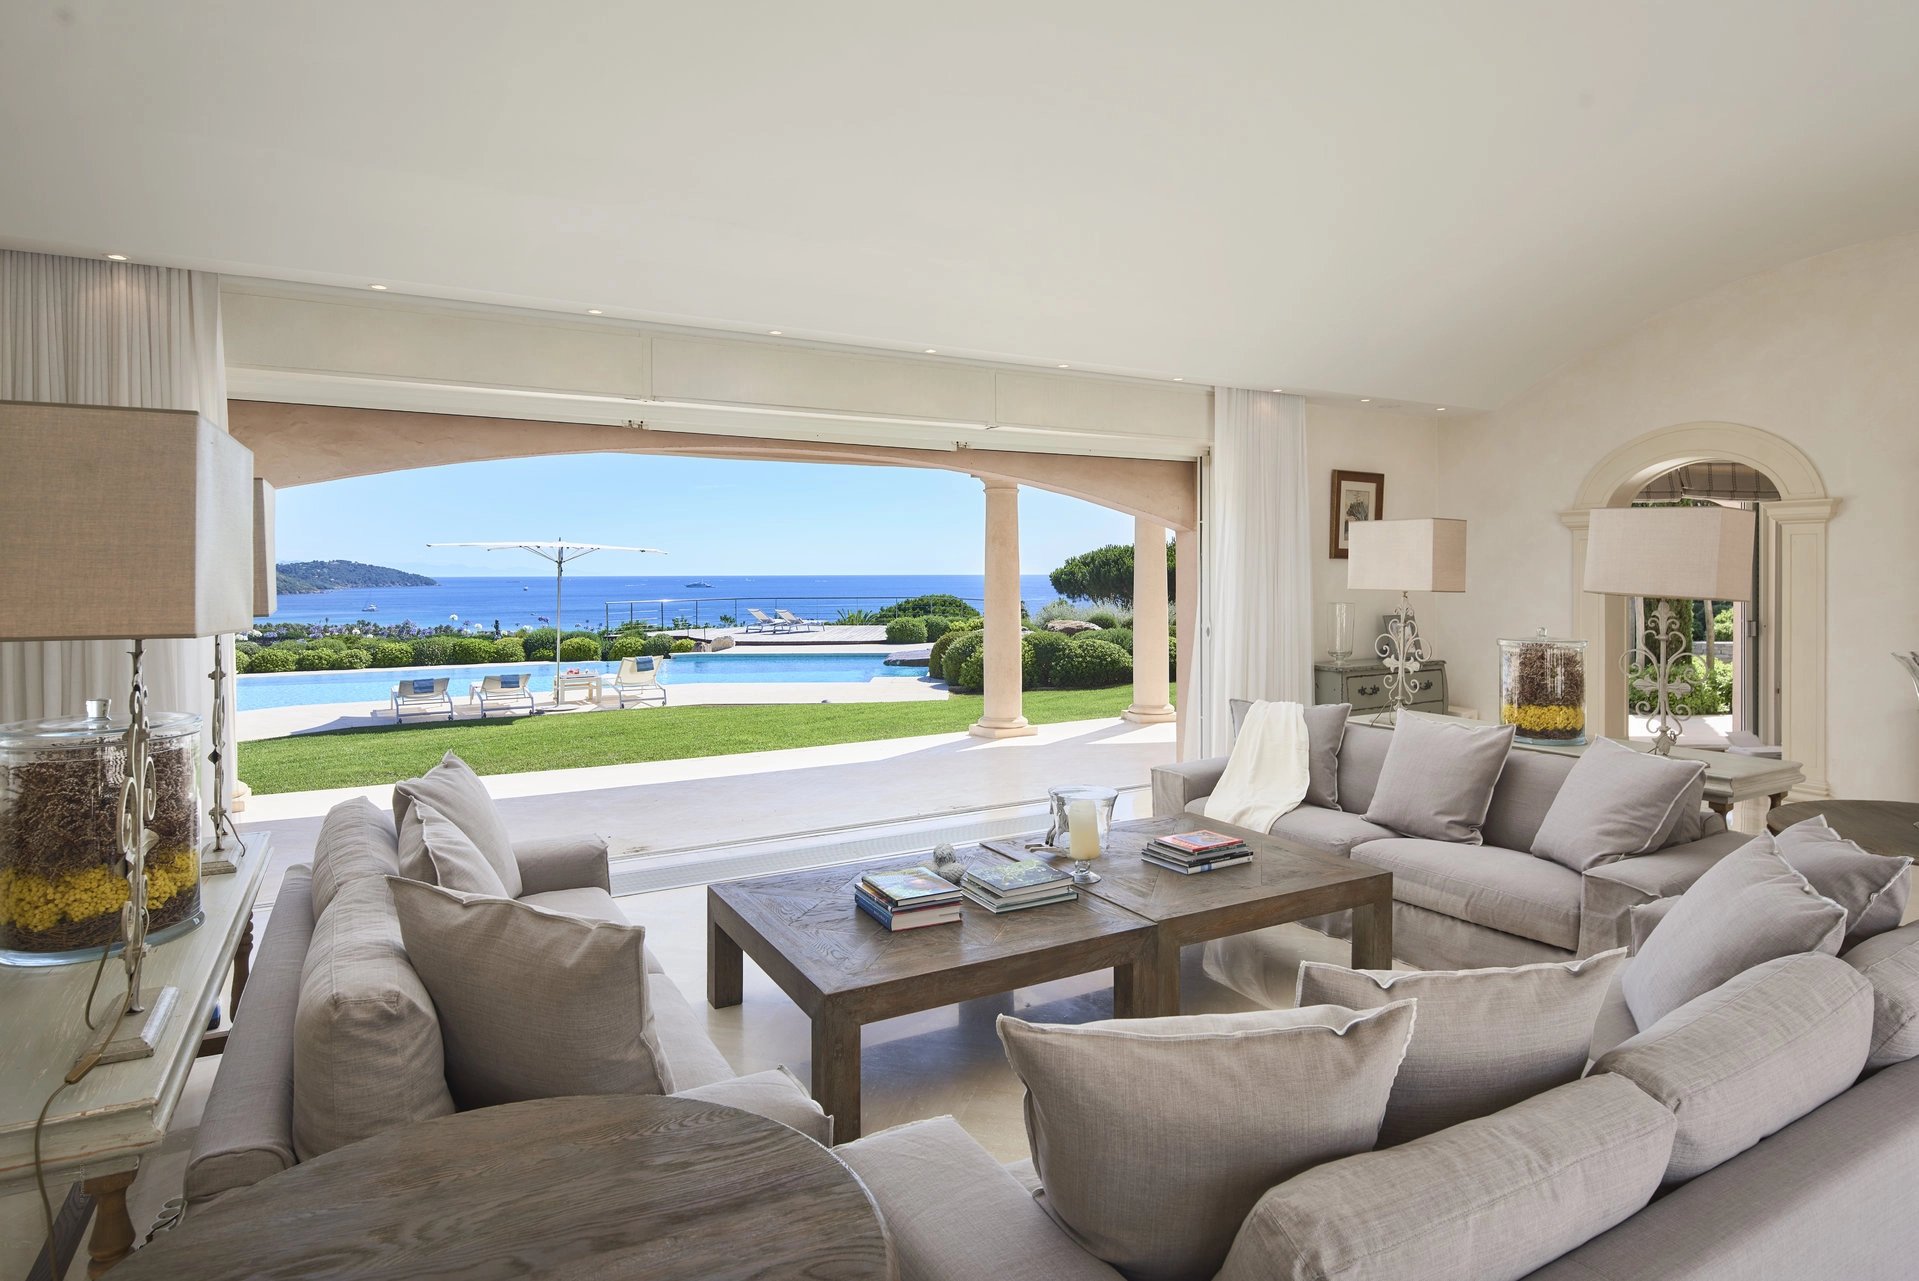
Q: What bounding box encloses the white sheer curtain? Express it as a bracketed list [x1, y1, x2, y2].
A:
[0, 250, 227, 765]
[1185, 388, 1313, 757]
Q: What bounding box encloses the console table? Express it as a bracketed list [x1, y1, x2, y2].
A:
[0, 835, 270, 1280]
[1511, 737, 1803, 814]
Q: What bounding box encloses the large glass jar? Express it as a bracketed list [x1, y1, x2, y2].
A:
[1499, 629, 1588, 746]
[0, 703, 204, 966]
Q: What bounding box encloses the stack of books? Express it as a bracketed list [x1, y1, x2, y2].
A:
[1142, 829, 1254, 874]
[855, 867, 964, 931]
[960, 859, 1078, 913]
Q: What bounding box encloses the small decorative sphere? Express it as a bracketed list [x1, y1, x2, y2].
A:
[931, 843, 964, 883]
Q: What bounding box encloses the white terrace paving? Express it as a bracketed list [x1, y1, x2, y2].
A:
[238, 715, 1178, 907]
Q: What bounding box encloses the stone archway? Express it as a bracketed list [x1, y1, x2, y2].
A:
[1560, 422, 1834, 797]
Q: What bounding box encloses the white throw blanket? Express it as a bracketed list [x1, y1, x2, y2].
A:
[1197, 700, 1311, 833]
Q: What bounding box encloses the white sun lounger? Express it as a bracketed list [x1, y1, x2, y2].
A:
[776, 609, 823, 632]
[470, 672, 537, 717]
[390, 677, 454, 721]
[747, 607, 792, 633]
[612, 655, 667, 707]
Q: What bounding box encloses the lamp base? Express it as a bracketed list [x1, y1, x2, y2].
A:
[71, 986, 179, 1072]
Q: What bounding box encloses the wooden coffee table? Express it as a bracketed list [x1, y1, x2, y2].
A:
[994, 815, 1395, 1017]
[109, 1095, 896, 1280]
[708, 859, 1156, 1141]
[708, 818, 1394, 1139]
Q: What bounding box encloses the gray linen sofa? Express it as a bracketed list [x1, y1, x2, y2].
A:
[183, 797, 824, 1205]
[1152, 719, 1748, 974]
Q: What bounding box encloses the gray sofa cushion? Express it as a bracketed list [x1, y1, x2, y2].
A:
[1478, 749, 1577, 854]
[1213, 1074, 1675, 1281]
[1596, 952, 1873, 1184]
[308, 796, 402, 919]
[1531, 738, 1707, 872]
[1527, 1058, 1919, 1281]
[1262, 805, 1399, 855]
[998, 1004, 1415, 1281]
[839, 1116, 1126, 1281]
[1576, 830, 1755, 958]
[185, 871, 315, 1205]
[1298, 949, 1628, 1146]
[1231, 699, 1350, 809]
[1332, 722, 1393, 815]
[393, 751, 521, 897]
[413, 800, 510, 896]
[1363, 713, 1515, 844]
[1620, 837, 1848, 1029]
[1773, 816, 1913, 949]
[291, 874, 454, 1160]
[1354, 838, 1583, 951]
[671, 1066, 831, 1145]
[390, 878, 671, 1106]
[1841, 921, 1919, 1069]
[647, 967, 736, 1090]
[1589, 969, 1638, 1061]
[517, 885, 628, 924]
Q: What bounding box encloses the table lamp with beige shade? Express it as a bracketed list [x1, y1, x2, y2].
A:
[1345, 518, 1468, 722]
[1582, 504, 1756, 757]
[0, 401, 255, 1069]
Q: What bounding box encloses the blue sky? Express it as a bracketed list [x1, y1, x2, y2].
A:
[276, 453, 1135, 576]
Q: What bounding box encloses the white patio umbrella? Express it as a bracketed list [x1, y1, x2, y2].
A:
[426, 539, 666, 707]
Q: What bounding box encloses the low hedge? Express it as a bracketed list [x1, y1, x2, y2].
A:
[921, 616, 954, 643]
[1098, 627, 1133, 655]
[232, 649, 253, 674]
[885, 617, 928, 644]
[641, 634, 677, 657]
[491, 637, 526, 662]
[295, 650, 334, 671]
[410, 636, 453, 666]
[329, 649, 370, 670]
[941, 630, 985, 687]
[367, 641, 414, 667]
[1085, 610, 1121, 630]
[670, 638, 698, 654]
[249, 647, 296, 673]
[559, 636, 602, 661]
[1051, 637, 1132, 688]
[607, 634, 649, 660]
[1024, 629, 1072, 685]
[449, 637, 495, 664]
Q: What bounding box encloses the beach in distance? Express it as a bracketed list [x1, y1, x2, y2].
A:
[260, 573, 1066, 630]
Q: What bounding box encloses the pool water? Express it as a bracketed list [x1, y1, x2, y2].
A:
[237, 653, 913, 710]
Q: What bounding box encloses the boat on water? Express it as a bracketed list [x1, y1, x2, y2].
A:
[685, 581, 715, 588]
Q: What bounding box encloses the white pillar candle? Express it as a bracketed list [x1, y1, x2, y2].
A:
[1068, 799, 1101, 862]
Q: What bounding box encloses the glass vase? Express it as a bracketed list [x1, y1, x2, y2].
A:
[1498, 629, 1588, 746]
[1328, 602, 1356, 664]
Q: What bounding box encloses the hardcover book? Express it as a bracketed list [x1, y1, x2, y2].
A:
[965, 859, 1072, 895]
[1157, 830, 1246, 854]
[860, 867, 963, 905]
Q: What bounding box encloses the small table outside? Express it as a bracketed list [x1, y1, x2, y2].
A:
[554, 672, 603, 704]
[108, 1095, 897, 1281]
[1769, 800, 1919, 861]
[707, 817, 1393, 1140]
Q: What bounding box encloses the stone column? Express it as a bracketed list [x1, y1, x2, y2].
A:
[970, 478, 1035, 739]
[1124, 517, 1176, 724]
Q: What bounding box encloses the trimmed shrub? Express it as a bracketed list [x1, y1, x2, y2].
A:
[522, 627, 558, 661]
[232, 649, 252, 674]
[670, 638, 698, 654]
[329, 649, 370, 670]
[1085, 609, 1121, 630]
[248, 647, 296, 673]
[306, 635, 348, 652]
[367, 641, 413, 667]
[922, 616, 953, 643]
[950, 615, 984, 633]
[1168, 635, 1178, 679]
[235, 639, 261, 657]
[490, 636, 526, 663]
[941, 629, 985, 687]
[607, 634, 650, 660]
[295, 649, 333, 671]
[1099, 627, 1134, 655]
[560, 636, 602, 661]
[343, 634, 376, 650]
[641, 633, 677, 657]
[927, 630, 960, 677]
[1024, 629, 1072, 685]
[410, 636, 454, 666]
[450, 637, 494, 664]
[874, 593, 979, 622]
[1051, 637, 1132, 688]
[884, 617, 928, 644]
[954, 636, 1037, 693]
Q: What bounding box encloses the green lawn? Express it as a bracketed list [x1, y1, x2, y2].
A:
[238, 686, 1168, 795]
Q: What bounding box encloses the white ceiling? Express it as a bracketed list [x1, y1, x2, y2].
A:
[5, 1, 1919, 410]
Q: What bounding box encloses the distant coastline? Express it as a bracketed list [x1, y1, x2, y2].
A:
[276, 559, 439, 595]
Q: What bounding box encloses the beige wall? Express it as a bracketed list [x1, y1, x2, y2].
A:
[1304, 402, 1442, 666]
[1429, 230, 1919, 798]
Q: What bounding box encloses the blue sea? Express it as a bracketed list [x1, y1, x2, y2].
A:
[259, 574, 1064, 631]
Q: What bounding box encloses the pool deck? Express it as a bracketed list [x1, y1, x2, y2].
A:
[237, 642, 938, 740]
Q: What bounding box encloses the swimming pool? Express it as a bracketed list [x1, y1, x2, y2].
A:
[237, 653, 914, 710]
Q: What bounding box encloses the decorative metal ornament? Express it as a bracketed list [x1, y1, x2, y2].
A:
[1373, 593, 1428, 724]
[1624, 600, 1694, 756]
[203, 644, 240, 874]
[116, 641, 157, 1014]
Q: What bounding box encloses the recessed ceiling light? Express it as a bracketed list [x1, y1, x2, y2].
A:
[1359, 398, 1371, 403]
[1173, 377, 1184, 382]
[1437, 407, 1447, 412]
[104, 253, 129, 261]
[923, 348, 937, 354]
[1270, 388, 1284, 393]
[1056, 363, 1070, 369]
[368, 284, 388, 291]
[587, 309, 603, 315]
[768, 330, 782, 336]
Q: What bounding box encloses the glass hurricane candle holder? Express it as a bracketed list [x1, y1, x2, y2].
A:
[1498, 628, 1588, 746]
[1042, 785, 1117, 884]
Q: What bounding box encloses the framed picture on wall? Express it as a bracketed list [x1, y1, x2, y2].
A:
[1330, 470, 1385, 559]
